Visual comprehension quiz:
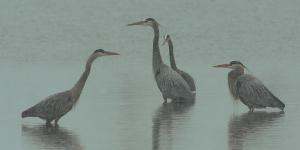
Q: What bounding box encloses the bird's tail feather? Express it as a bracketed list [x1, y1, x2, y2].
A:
[271, 95, 285, 110]
[275, 99, 285, 111]
[265, 88, 285, 110]
[21, 107, 37, 118]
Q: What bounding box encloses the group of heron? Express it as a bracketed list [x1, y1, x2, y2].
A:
[21, 18, 285, 126]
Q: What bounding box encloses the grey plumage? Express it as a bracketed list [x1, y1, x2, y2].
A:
[128, 18, 194, 103]
[162, 34, 196, 91]
[155, 65, 194, 101]
[22, 91, 73, 124]
[214, 61, 285, 111]
[228, 69, 243, 100]
[236, 74, 285, 111]
[21, 49, 119, 125]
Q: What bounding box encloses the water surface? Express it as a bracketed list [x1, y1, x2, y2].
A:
[0, 0, 299, 149]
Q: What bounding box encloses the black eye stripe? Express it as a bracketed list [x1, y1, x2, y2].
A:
[94, 49, 104, 53]
[163, 34, 170, 39]
[145, 18, 155, 22]
[230, 61, 243, 65]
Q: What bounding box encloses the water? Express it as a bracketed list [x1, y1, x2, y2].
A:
[0, 0, 299, 149]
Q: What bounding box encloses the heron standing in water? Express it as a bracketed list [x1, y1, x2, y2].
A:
[162, 34, 196, 92]
[22, 49, 119, 125]
[213, 61, 285, 112]
[128, 18, 194, 103]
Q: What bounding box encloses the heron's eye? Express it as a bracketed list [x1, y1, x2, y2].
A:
[230, 61, 240, 65]
[145, 18, 155, 22]
[94, 49, 104, 53]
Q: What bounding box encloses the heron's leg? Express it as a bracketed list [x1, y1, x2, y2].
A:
[46, 120, 52, 127]
[163, 95, 167, 104]
[248, 106, 252, 112]
[54, 117, 62, 126]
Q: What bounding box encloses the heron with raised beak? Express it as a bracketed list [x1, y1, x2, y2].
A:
[162, 34, 196, 92]
[128, 18, 194, 103]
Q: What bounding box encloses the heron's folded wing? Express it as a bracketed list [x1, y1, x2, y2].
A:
[236, 75, 280, 107]
[156, 66, 192, 98]
[32, 91, 72, 117]
[178, 70, 196, 91]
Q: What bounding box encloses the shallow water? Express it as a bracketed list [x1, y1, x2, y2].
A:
[0, 0, 299, 149]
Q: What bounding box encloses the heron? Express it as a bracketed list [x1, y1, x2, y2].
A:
[162, 34, 196, 92]
[21, 49, 119, 125]
[128, 18, 194, 103]
[213, 61, 285, 112]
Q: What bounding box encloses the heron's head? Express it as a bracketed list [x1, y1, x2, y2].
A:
[127, 18, 159, 27]
[213, 61, 246, 70]
[93, 49, 120, 57]
[162, 34, 171, 46]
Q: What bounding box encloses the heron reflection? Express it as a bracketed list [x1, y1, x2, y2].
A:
[22, 124, 83, 150]
[228, 111, 284, 150]
[152, 102, 195, 150]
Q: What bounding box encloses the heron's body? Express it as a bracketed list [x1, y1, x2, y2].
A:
[236, 74, 285, 110]
[215, 61, 285, 111]
[128, 18, 193, 102]
[163, 35, 196, 92]
[154, 64, 194, 101]
[176, 69, 195, 92]
[22, 91, 73, 124]
[21, 49, 119, 125]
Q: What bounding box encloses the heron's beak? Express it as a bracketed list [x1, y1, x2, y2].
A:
[127, 21, 146, 26]
[213, 64, 231, 68]
[104, 50, 120, 56]
[162, 38, 168, 46]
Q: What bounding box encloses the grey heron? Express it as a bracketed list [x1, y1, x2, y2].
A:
[162, 34, 196, 92]
[213, 61, 285, 112]
[128, 18, 194, 103]
[21, 49, 119, 125]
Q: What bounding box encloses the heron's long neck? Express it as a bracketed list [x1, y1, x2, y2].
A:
[152, 24, 163, 72]
[71, 54, 97, 101]
[229, 68, 244, 79]
[236, 67, 244, 75]
[167, 39, 177, 70]
[227, 68, 244, 99]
